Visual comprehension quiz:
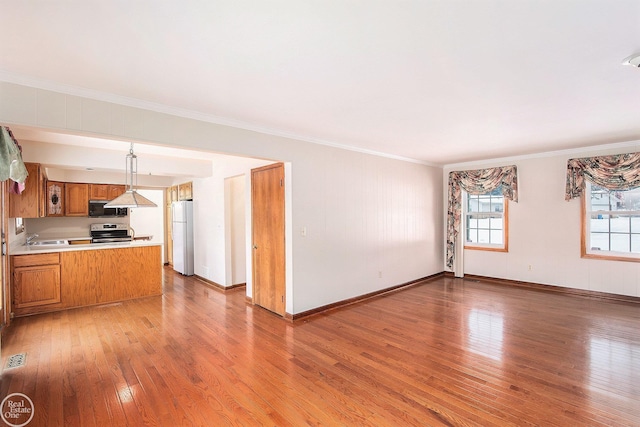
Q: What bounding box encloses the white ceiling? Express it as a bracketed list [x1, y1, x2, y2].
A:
[2, 1, 640, 166]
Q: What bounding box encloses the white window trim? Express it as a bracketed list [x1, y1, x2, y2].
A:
[582, 182, 640, 262]
[463, 190, 509, 252]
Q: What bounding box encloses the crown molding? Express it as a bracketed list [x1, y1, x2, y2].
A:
[0, 70, 435, 167]
[443, 139, 640, 170]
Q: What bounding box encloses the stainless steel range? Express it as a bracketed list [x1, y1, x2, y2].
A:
[90, 223, 132, 244]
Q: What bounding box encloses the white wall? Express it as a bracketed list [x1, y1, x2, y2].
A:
[225, 175, 247, 286]
[290, 148, 443, 311]
[129, 189, 165, 262]
[0, 82, 445, 315]
[25, 216, 128, 238]
[192, 157, 272, 287]
[444, 142, 640, 298]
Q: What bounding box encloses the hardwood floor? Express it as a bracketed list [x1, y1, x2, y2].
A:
[1, 268, 640, 426]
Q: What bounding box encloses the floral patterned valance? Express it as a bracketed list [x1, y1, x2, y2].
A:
[565, 152, 640, 201]
[446, 165, 518, 270]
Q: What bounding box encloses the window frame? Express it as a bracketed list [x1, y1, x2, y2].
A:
[463, 190, 509, 253]
[581, 183, 640, 262]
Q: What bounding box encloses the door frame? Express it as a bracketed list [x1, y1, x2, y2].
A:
[1, 181, 10, 330]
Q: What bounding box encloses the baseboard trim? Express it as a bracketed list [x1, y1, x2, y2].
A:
[447, 272, 640, 305]
[289, 272, 445, 322]
[194, 275, 246, 292]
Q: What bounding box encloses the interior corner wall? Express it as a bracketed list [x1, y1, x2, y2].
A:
[192, 158, 272, 287]
[443, 142, 640, 298]
[0, 81, 444, 314]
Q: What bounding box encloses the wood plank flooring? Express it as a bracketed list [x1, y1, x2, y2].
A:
[1, 268, 640, 426]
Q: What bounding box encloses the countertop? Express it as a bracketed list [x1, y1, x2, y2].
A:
[11, 239, 162, 255]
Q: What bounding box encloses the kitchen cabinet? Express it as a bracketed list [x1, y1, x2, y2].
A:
[65, 183, 89, 216]
[11, 245, 162, 317]
[170, 185, 179, 202]
[9, 162, 46, 218]
[12, 253, 61, 310]
[89, 184, 108, 200]
[46, 181, 65, 216]
[89, 184, 126, 201]
[108, 184, 126, 199]
[178, 181, 193, 200]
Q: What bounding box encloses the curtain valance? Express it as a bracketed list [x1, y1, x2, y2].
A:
[446, 165, 518, 270]
[565, 152, 640, 201]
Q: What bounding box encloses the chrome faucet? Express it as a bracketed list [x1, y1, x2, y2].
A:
[26, 234, 39, 245]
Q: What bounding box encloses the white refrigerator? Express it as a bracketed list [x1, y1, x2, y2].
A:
[172, 200, 194, 275]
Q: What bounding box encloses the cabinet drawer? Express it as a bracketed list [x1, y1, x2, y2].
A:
[12, 253, 60, 268]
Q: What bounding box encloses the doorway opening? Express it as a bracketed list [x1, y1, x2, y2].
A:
[224, 175, 247, 287]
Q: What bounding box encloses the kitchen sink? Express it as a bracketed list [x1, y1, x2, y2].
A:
[30, 240, 69, 246]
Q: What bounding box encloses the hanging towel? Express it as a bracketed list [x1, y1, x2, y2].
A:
[0, 126, 28, 192]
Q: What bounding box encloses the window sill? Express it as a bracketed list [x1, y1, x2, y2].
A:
[582, 252, 640, 263]
[464, 245, 508, 253]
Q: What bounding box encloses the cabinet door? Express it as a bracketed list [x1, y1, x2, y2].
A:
[9, 162, 42, 218]
[65, 183, 89, 216]
[46, 181, 65, 216]
[178, 182, 193, 200]
[170, 185, 179, 202]
[13, 265, 61, 308]
[89, 184, 109, 200]
[108, 185, 126, 199]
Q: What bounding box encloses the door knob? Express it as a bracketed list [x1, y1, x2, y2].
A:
[253, 245, 258, 250]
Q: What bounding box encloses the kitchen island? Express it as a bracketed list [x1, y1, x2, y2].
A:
[10, 241, 162, 317]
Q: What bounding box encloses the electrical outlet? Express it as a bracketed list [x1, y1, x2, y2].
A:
[528, 265, 532, 271]
[378, 271, 382, 278]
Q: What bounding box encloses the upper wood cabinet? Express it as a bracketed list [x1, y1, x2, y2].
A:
[89, 184, 108, 200]
[108, 184, 126, 200]
[64, 183, 89, 216]
[178, 181, 193, 201]
[170, 185, 179, 202]
[9, 162, 46, 219]
[45, 181, 65, 217]
[89, 184, 126, 201]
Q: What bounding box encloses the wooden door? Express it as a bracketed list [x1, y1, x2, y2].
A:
[89, 184, 109, 200]
[65, 183, 89, 216]
[9, 162, 41, 218]
[251, 163, 285, 316]
[13, 265, 61, 309]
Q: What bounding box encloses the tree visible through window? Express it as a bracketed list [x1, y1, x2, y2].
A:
[465, 188, 508, 251]
[585, 182, 640, 257]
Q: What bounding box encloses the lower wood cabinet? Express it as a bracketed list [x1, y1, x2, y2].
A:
[12, 253, 61, 310]
[11, 246, 162, 317]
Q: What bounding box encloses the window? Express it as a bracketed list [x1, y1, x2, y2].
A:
[464, 188, 508, 251]
[583, 182, 640, 261]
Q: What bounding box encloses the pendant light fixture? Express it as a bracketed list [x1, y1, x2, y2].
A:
[622, 53, 640, 67]
[104, 143, 157, 208]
